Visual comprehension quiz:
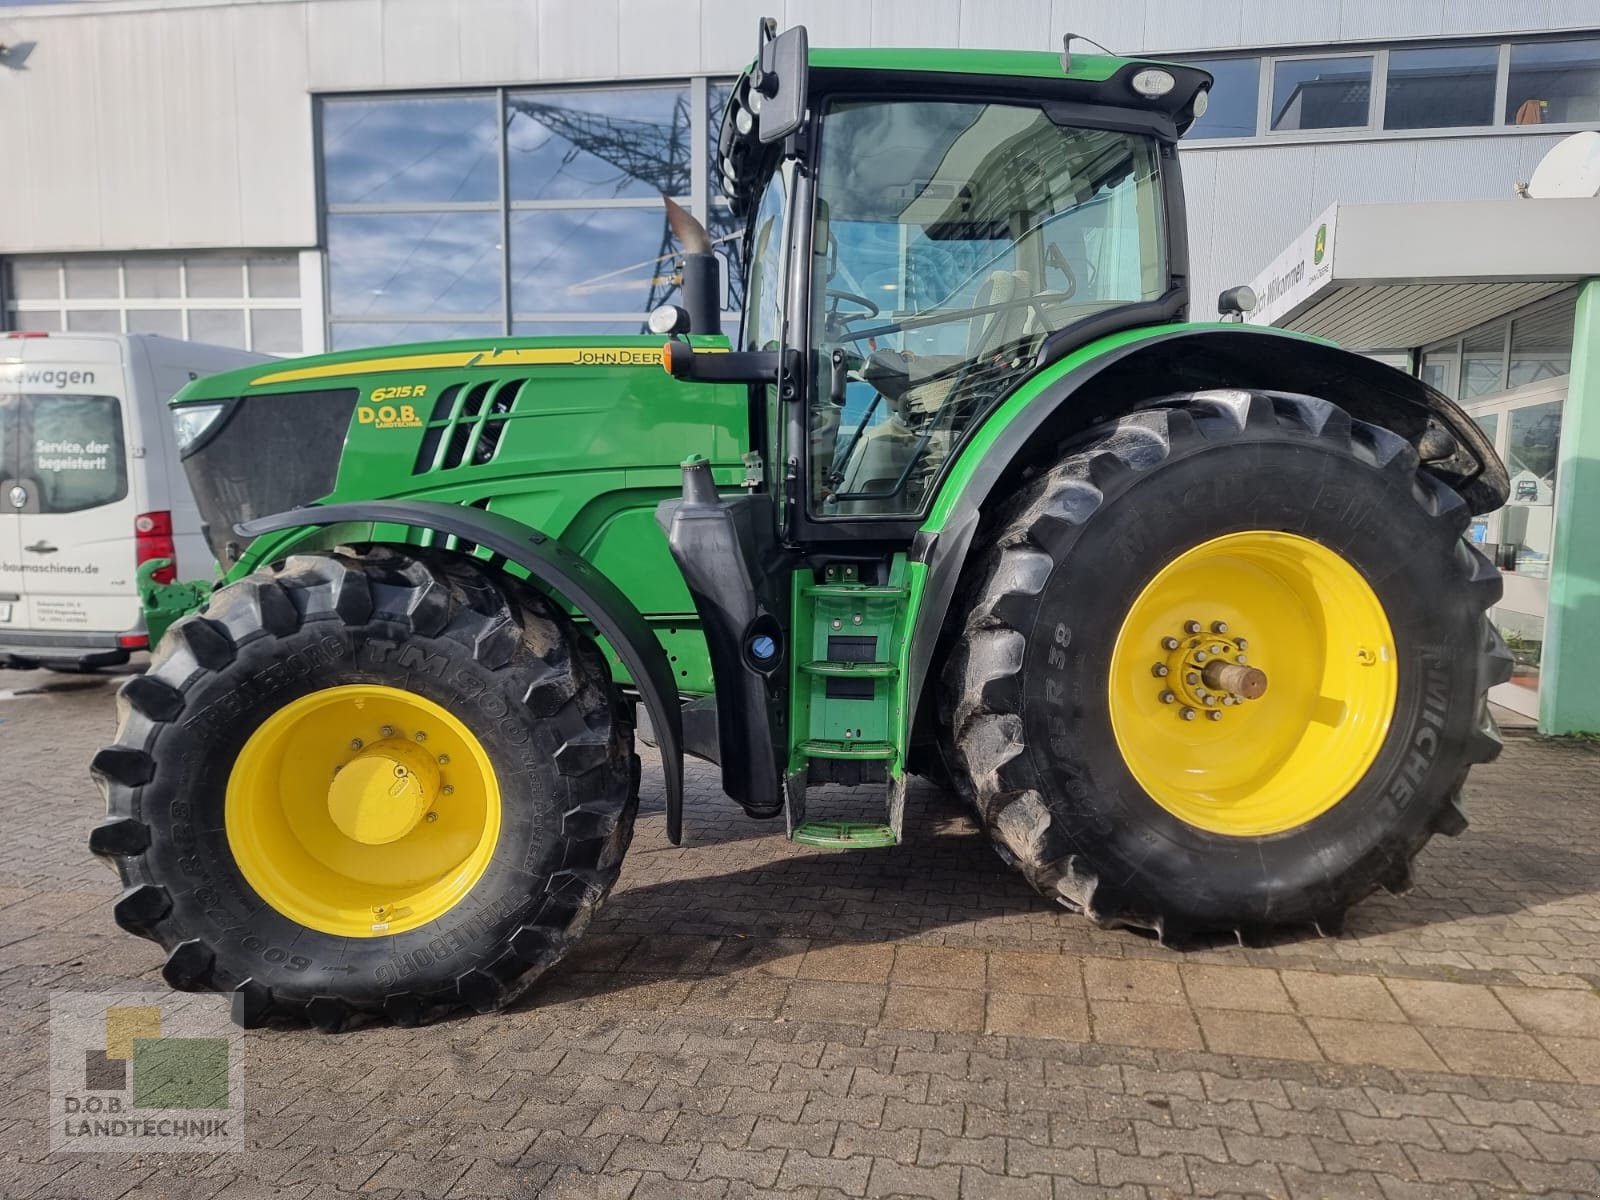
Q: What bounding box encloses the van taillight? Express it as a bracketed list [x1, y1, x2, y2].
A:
[3, 331, 49, 339]
[135, 511, 176, 584]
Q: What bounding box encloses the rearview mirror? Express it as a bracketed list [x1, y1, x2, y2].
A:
[755, 21, 808, 144]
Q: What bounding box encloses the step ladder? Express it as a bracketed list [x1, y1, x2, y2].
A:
[787, 560, 908, 848]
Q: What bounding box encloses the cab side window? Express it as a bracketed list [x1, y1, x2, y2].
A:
[742, 167, 789, 353]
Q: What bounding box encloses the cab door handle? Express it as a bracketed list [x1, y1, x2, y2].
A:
[24, 540, 57, 554]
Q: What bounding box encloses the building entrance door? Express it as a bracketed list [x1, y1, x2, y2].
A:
[1466, 380, 1566, 720]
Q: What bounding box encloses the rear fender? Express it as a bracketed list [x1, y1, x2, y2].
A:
[902, 324, 1508, 765]
[235, 500, 686, 843]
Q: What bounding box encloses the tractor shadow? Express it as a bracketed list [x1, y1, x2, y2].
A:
[508, 741, 1600, 1014]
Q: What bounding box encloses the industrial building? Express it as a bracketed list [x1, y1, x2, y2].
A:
[2, 0, 1597, 730]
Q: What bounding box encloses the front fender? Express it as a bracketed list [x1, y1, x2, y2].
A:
[235, 500, 686, 844]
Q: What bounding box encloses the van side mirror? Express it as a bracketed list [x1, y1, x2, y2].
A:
[755, 20, 809, 144]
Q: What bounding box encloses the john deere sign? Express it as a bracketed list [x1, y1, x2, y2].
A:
[1247, 204, 1338, 327]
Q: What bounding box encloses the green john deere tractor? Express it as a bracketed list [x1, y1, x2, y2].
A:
[91, 22, 1511, 1029]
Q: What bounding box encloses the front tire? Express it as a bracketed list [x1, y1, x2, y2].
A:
[944, 391, 1511, 942]
[90, 549, 636, 1029]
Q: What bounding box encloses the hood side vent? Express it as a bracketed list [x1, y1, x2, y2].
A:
[412, 377, 528, 474]
[412, 382, 464, 474]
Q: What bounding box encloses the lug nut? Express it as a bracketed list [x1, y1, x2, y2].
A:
[1151, 664, 1169, 678]
[1160, 691, 1176, 704]
[437, 754, 450, 765]
[380, 725, 395, 738]
[1195, 651, 1208, 662]
[1236, 654, 1248, 664]
[414, 730, 427, 742]
[1212, 621, 1228, 634]
[1207, 710, 1223, 722]
[425, 812, 438, 822]
[1202, 693, 1216, 705]
[1210, 644, 1224, 655]
[1236, 638, 1248, 650]
[1185, 672, 1200, 685]
[442, 785, 454, 796]
[1161, 637, 1180, 650]
[831, 619, 842, 630]
[349, 738, 363, 751]
[1184, 620, 1201, 634]
[1180, 707, 1197, 721]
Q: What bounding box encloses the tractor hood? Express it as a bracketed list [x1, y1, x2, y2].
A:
[169, 335, 741, 565]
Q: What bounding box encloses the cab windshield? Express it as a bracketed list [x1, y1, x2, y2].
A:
[808, 98, 1167, 516]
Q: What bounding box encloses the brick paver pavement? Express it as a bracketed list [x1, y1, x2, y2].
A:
[1, 665, 1598, 1199]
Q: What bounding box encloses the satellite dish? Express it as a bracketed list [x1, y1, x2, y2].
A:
[1526, 131, 1600, 199]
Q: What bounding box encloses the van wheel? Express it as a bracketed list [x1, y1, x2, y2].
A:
[90, 548, 636, 1029]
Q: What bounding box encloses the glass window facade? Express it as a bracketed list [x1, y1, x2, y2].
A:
[322, 96, 502, 205]
[2, 253, 301, 352]
[1184, 57, 1259, 138]
[1446, 291, 1575, 718]
[1460, 323, 1507, 399]
[1419, 290, 1577, 404]
[1175, 36, 1600, 140]
[1510, 294, 1577, 387]
[320, 83, 721, 349]
[1385, 46, 1498, 129]
[1507, 38, 1600, 125]
[1271, 56, 1373, 131]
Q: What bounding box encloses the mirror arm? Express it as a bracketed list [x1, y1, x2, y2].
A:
[664, 344, 801, 388]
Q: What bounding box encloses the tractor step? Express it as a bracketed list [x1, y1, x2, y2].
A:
[799, 660, 898, 677]
[790, 559, 911, 844]
[799, 738, 896, 761]
[790, 819, 898, 849]
[802, 583, 908, 599]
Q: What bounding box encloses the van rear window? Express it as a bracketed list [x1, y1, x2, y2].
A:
[0, 394, 128, 513]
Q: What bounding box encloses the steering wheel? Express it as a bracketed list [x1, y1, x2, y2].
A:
[825, 288, 880, 318]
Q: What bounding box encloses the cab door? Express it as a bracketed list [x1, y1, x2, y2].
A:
[0, 393, 25, 638]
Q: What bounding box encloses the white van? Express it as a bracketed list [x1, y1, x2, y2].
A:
[0, 332, 266, 670]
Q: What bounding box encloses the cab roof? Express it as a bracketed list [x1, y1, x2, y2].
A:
[807, 47, 1143, 85]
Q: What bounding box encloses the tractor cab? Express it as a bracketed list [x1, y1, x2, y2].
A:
[678, 24, 1211, 539]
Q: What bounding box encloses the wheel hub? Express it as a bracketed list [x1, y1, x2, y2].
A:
[1108, 531, 1398, 837]
[1151, 619, 1268, 722]
[327, 738, 442, 845]
[226, 684, 500, 938]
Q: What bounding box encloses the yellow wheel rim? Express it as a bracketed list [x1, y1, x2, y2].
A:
[1108, 531, 1397, 837]
[226, 685, 501, 937]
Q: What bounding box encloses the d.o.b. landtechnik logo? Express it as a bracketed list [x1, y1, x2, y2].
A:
[50, 991, 243, 1152]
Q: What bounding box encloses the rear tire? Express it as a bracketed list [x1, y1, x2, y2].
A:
[90, 548, 636, 1029]
[943, 391, 1510, 942]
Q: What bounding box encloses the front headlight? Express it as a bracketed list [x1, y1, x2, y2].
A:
[172, 402, 228, 454]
